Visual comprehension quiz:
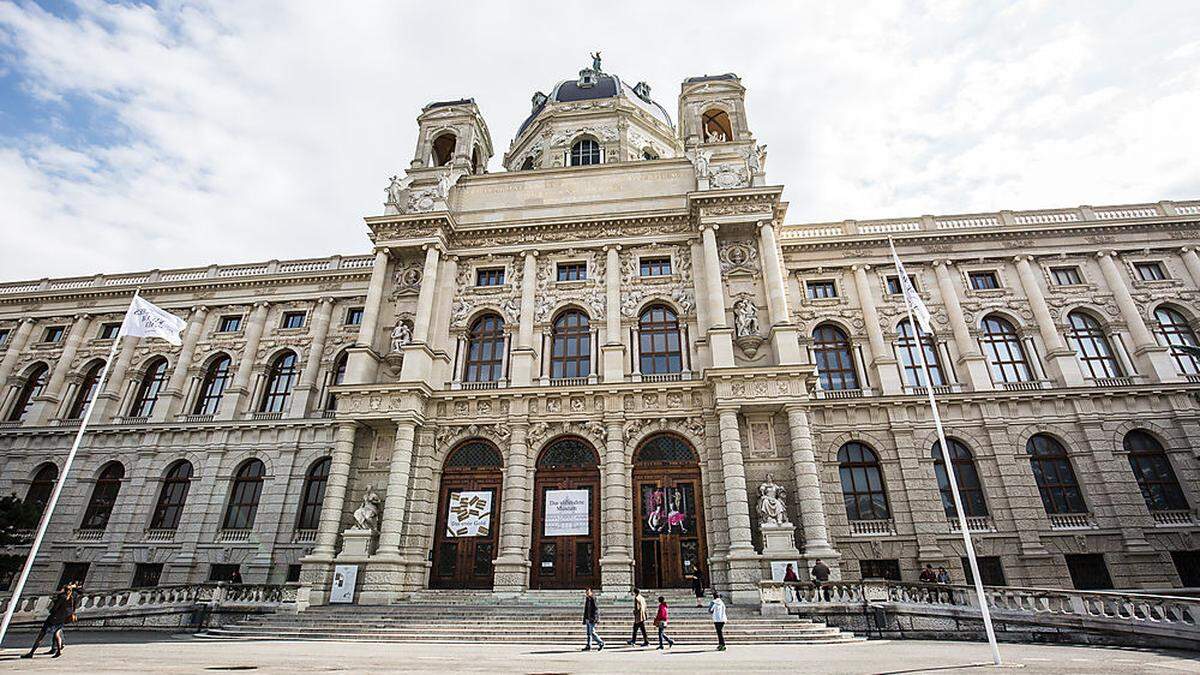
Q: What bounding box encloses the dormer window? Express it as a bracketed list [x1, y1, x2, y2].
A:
[578, 69, 597, 88]
[570, 139, 601, 167]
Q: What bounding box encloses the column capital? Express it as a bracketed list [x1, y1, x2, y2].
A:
[1179, 245, 1196, 255]
[422, 242, 445, 255]
[699, 223, 720, 233]
[72, 312, 91, 322]
[374, 246, 391, 256]
[715, 405, 741, 417]
[521, 249, 539, 259]
[317, 296, 335, 306]
[17, 316, 35, 326]
[931, 259, 953, 269]
[602, 243, 622, 253]
[253, 301, 271, 309]
[190, 305, 210, 314]
[850, 263, 872, 273]
[445, 253, 459, 263]
[1095, 249, 1119, 259]
[755, 219, 773, 230]
[1012, 254, 1035, 264]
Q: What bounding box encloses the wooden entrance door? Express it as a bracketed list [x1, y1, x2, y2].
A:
[429, 440, 504, 590]
[632, 434, 708, 589]
[529, 436, 601, 590]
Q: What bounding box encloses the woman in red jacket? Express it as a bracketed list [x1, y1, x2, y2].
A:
[653, 596, 675, 649]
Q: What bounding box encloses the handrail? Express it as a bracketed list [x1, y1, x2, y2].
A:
[0, 582, 298, 625]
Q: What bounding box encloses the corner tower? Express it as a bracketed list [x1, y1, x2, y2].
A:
[410, 98, 493, 175]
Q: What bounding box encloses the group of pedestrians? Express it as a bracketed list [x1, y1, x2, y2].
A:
[582, 584, 729, 652]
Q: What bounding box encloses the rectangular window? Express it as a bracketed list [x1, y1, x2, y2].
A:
[99, 323, 121, 340]
[0, 329, 9, 347]
[1065, 553, 1114, 590]
[58, 562, 89, 588]
[639, 257, 672, 277]
[885, 275, 916, 295]
[1171, 550, 1200, 587]
[968, 271, 1000, 290]
[345, 307, 364, 326]
[132, 563, 163, 588]
[807, 280, 838, 299]
[859, 559, 901, 581]
[43, 326, 65, 343]
[217, 315, 242, 332]
[1050, 266, 1082, 285]
[1134, 261, 1167, 281]
[286, 564, 302, 583]
[281, 311, 306, 329]
[476, 267, 506, 286]
[961, 556, 1007, 586]
[556, 262, 587, 282]
[208, 564, 241, 583]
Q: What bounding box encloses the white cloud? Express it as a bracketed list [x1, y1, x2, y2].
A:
[0, 0, 1198, 281]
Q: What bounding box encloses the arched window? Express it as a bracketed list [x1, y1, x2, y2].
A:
[223, 459, 265, 530]
[193, 355, 231, 416]
[551, 310, 591, 379]
[634, 434, 698, 465]
[1067, 311, 1124, 378]
[324, 352, 349, 411]
[813, 324, 859, 390]
[150, 460, 193, 530]
[1026, 435, 1086, 515]
[296, 457, 331, 530]
[1124, 431, 1188, 512]
[570, 138, 601, 166]
[259, 351, 298, 413]
[471, 146, 483, 174]
[837, 442, 890, 521]
[431, 133, 456, 166]
[7, 363, 48, 422]
[80, 462, 124, 530]
[897, 319, 944, 387]
[66, 361, 105, 420]
[638, 304, 683, 375]
[537, 437, 599, 468]
[25, 463, 58, 514]
[932, 439, 988, 518]
[444, 440, 504, 469]
[701, 109, 734, 142]
[1154, 306, 1200, 374]
[520, 156, 535, 171]
[464, 314, 505, 383]
[129, 357, 168, 417]
[980, 315, 1033, 383]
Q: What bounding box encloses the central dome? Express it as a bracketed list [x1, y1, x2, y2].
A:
[517, 71, 674, 136]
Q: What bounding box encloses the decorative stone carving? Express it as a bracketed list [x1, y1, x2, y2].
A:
[757, 474, 789, 526]
[550, 125, 618, 146]
[745, 143, 767, 175]
[384, 175, 412, 212]
[391, 262, 423, 296]
[351, 487, 381, 531]
[406, 169, 465, 213]
[389, 317, 413, 353]
[709, 163, 749, 190]
[733, 296, 760, 337]
[527, 419, 605, 449]
[719, 240, 760, 275]
[687, 149, 712, 180]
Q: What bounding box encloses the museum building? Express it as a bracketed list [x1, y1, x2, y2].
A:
[1, 58, 1199, 604]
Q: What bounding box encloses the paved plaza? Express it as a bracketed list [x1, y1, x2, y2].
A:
[0, 632, 1197, 674]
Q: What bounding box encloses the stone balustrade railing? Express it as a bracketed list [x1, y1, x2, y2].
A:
[761, 579, 1200, 649]
[780, 199, 1200, 242]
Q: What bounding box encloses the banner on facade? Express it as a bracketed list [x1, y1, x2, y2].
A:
[445, 490, 492, 537]
[544, 489, 590, 537]
[330, 564, 358, 603]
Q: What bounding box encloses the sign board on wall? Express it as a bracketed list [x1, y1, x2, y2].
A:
[445, 490, 492, 538]
[769, 560, 802, 582]
[330, 564, 358, 604]
[544, 489, 590, 537]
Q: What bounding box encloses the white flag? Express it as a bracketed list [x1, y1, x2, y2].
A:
[119, 295, 187, 345]
[890, 240, 933, 334]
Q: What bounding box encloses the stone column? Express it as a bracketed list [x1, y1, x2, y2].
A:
[1179, 247, 1200, 290]
[311, 422, 356, 559]
[717, 407, 761, 603]
[399, 245, 442, 383]
[156, 305, 209, 421]
[494, 422, 532, 593]
[0, 318, 35, 386]
[599, 417, 632, 592]
[932, 261, 993, 390]
[701, 225, 734, 367]
[851, 265, 903, 394]
[784, 405, 839, 568]
[429, 255, 458, 385]
[376, 418, 418, 556]
[218, 302, 270, 420]
[756, 221, 803, 364]
[601, 245, 626, 382]
[289, 298, 334, 418]
[1013, 255, 1085, 386]
[92, 335, 137, 420]
[346, 248, 390, 384]
[509, 251, 538, 386]
[30, 314, 94, 424]
[1096, 251, 1179, 381]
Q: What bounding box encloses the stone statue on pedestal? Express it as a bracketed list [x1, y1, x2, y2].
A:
[757, 474, 789, 526]
[734, 297, 760, 337]
[351, 487, 381, 532]
[390, 318, 412, 354]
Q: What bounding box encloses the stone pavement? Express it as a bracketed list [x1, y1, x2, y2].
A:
[0, 631, 1197, 673]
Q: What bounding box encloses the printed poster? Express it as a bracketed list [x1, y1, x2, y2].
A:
[330, 564, 358, 604]
[544, 489, 589, 537]
[445, 490, 492, 538]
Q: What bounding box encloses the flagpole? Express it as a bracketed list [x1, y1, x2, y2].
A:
[0, 290, 139, 649]
[892, 242, 1001, 665]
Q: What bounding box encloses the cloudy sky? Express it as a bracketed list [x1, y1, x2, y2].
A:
[1, 1, 1198, 282]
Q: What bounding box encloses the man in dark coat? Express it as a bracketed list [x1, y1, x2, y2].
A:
[811, 559, 832, 601]
[581, 588, 604, 651]
[21, 583, 77, 659]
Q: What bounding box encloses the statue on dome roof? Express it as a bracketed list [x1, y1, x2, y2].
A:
[590, 51, 602, 73]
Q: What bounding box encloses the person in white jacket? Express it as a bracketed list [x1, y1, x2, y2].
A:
[707, 590, 727, 651]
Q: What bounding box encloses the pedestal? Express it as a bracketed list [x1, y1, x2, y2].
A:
[759, 522, 803, 582]
[338, 528, 375, 559]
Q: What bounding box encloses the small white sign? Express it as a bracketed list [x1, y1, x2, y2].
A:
[330, 564, 358, 604]
[769, 560, 801, 582]
[544, 489, 590, 537]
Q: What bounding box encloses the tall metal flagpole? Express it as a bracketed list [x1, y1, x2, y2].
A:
[0, 290, 140, 649]
[892, 242, 1001, 665]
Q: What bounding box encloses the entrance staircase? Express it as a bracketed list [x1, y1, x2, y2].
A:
[200, 589, 861, 644]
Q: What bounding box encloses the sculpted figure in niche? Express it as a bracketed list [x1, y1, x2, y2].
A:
[757, 474, 789, 526]
[385, 175, 410, 206]
[390, 318, 413, 353]
[733, 297, 760, 337]
[352, 487, 381, 531]
[689, 149, 712, 179]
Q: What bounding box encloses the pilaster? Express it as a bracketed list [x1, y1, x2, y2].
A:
[1096, 251, 1179, 382]
[1013, 255, 1086, 386]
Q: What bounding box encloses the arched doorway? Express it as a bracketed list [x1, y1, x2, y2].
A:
[530, 436, 601, 590]
[430, 439, 504, 589]
[633, 433, 708, 589]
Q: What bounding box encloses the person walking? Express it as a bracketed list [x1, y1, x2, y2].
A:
[691, 571, 705, 607]
[811, 558, 832, 601]
[708, 590, 727, 651]
[626, 588, 649, 647]
[653, 595, 675, 649]
[581, 588, 604, 651]
[21, 582, 78, 659]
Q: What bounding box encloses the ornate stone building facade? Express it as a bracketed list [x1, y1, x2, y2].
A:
[2, 60, 1199, 603]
